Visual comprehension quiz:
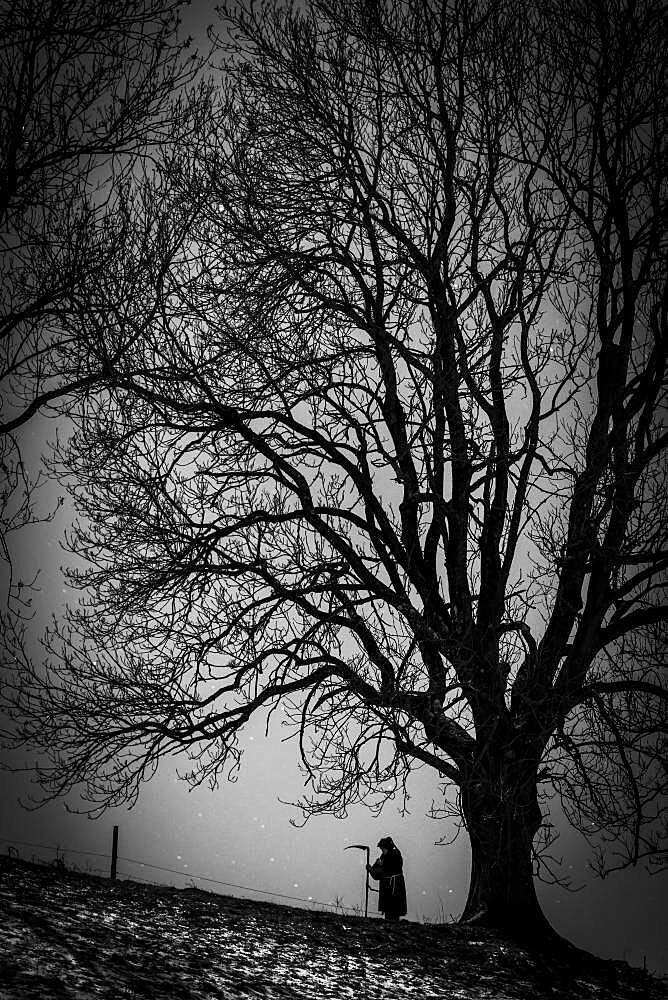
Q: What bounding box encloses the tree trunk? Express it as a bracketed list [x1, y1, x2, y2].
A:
[459, 774, 557, 944]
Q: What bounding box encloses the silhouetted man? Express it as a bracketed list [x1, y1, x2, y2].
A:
[367, 837, 407, 921]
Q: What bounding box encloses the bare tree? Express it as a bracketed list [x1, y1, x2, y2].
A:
[0, 0, 199, 613]
[3, 0, 667, 941]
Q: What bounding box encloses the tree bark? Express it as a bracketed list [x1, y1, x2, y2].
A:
[460, 773, 556, 943]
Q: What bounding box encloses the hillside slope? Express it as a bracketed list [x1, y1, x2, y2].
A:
[0, 857, 664, 999]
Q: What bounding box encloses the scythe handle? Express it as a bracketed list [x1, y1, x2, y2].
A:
[344, 843, 371, 918]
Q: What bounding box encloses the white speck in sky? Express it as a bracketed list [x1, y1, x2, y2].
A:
[422, 890, 426, 895]
[260, 824, 265, 829]
[177, 855, 182, 860]
[231, 860, 236, 865]
[448, 889, 453, 893]
[293, 883, 299, 888]
[197, 812, 203, 818]
[269, 857, 275, 863]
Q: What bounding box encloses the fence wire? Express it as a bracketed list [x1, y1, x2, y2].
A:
[0, 835, 359, 913]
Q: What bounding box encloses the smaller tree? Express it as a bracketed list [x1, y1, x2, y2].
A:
[0, 0, 198, 611]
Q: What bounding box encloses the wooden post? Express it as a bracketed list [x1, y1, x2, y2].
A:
[111, 825, 119, 880]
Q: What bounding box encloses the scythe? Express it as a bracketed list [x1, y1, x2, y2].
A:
[344, 843, 374, 918]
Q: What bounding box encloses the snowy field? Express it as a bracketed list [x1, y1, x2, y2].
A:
[0, 857, 664, 999]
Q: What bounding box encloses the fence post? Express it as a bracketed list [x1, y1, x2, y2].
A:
[111, 825, 119, 881]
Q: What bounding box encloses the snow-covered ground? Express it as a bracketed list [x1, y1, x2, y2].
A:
[0, 858, 664, 999]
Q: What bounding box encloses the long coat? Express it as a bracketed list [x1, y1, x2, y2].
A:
[368, 847, 407, 917]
